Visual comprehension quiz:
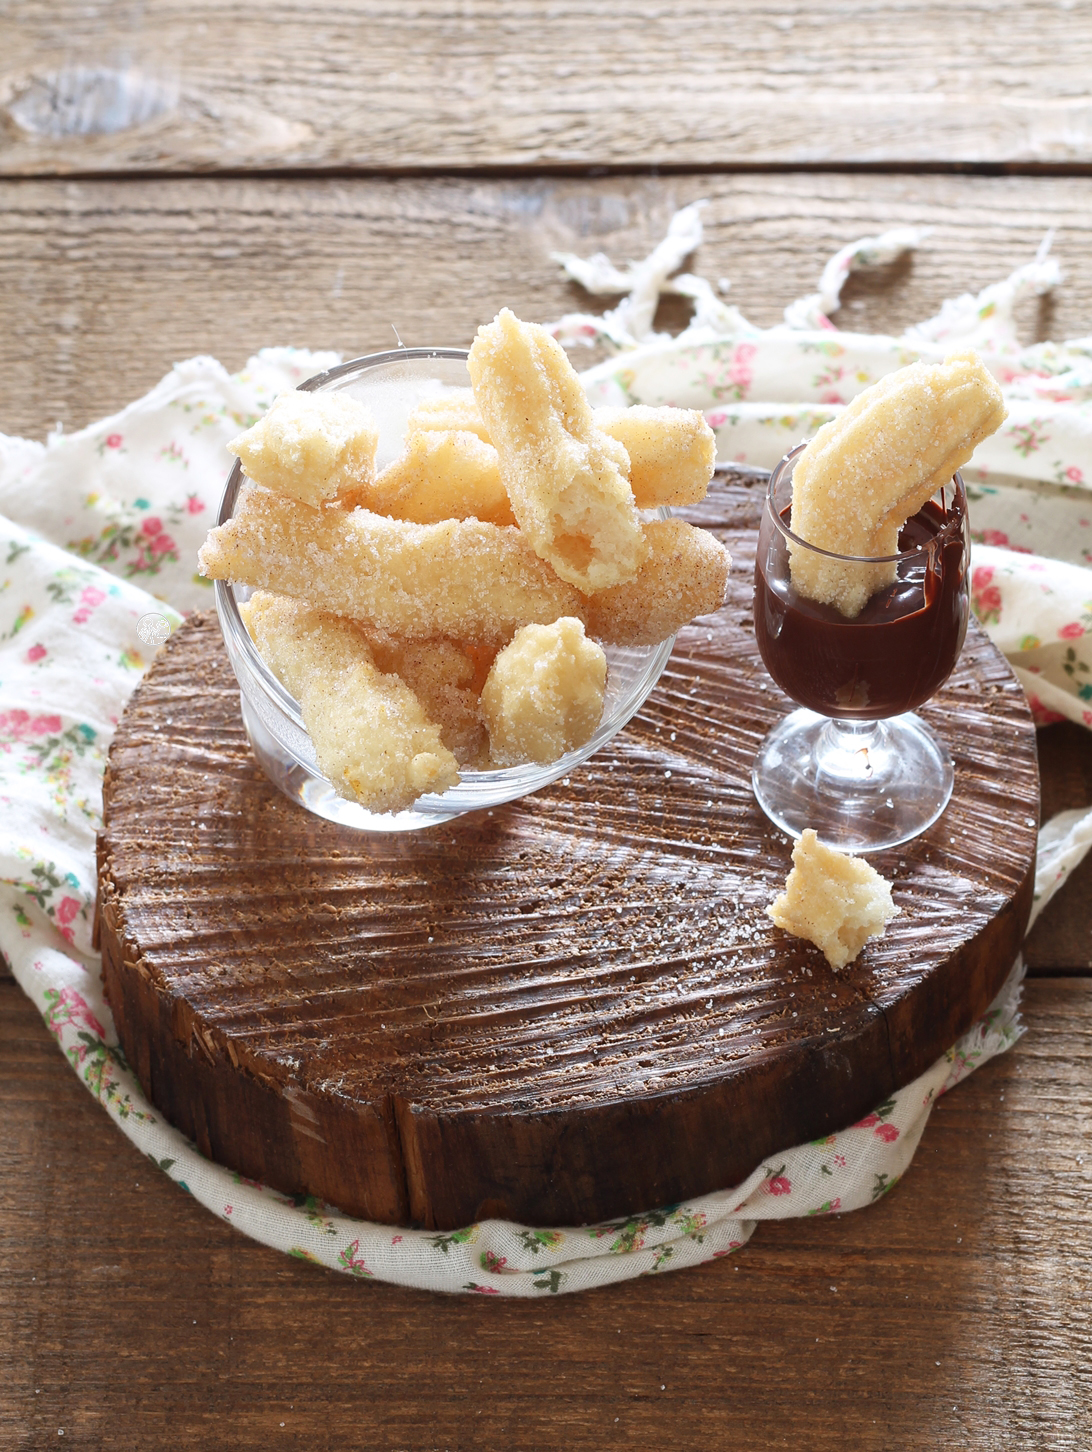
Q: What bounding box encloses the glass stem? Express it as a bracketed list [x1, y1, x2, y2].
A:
[819, 718, 886, 780]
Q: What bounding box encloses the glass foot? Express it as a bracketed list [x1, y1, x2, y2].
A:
[751, 709, 954, 853]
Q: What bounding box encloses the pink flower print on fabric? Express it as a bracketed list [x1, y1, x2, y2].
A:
[105, 433, 123, 449]
[185, 495, 206, 515]
[762, 1163, 792, 1196]
[43, 984, 105, 1040]
[974, 529, 1032, 555]
[971, 565, 1003, 626]
[56, 896, 80, 927]
[1059, 621, 1086, 640]
[24, 643, 47, 663]
[728, 342, 757, 394]
[140, 518, 177, 557]
[0, 709, 63, 740]
[337, 1239, 374, 1278]
[72, 584, 106, 625]
[1027, 692, 1067, 725]
[874, 1123, 900, 1143]
[53, 894, 84, 945]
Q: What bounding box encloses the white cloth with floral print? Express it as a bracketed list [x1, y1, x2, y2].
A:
[1, 224, 1090, 1294]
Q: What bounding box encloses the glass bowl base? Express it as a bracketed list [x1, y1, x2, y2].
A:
[751, 709, 955, 853]
[241, 697, 466, 831]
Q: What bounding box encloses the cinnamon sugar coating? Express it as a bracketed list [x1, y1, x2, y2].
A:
[199, 483, 582, 644]
[240, 591, 459, 813]
[228, 389, 379, 509]
[468, 309, 645, 592]
[789, 350, 1006, 618]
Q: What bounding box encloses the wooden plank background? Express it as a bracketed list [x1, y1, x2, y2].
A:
[3, 1, 1092, 172]
[3, 171, 1091, 441]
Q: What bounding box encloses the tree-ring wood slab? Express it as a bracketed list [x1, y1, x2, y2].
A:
[95, 474, 1038, 1231]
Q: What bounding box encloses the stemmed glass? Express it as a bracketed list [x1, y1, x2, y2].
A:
[751, 442, 970, 852]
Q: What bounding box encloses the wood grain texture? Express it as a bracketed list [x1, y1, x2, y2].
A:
[3, 974, 1089, 1449]
[96, 477, 1037, 1229]
[4, 1, 1092, 172]
[1026, 721, 1092, 974]
[3, 170, 1092, 443]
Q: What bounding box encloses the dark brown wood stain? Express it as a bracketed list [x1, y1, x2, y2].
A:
[97, 475, 1038, 1230]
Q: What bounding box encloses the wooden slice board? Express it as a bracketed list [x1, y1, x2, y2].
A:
[95, 475, 1038, 1231]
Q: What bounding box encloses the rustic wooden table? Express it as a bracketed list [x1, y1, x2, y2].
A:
[2, 4, 1092, 1447]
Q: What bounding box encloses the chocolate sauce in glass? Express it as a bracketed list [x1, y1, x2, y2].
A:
[754, 495, 969, 720]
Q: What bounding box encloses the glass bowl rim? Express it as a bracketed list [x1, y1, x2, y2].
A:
[767, 441, 967, 565]
[212, 349, 677, 795]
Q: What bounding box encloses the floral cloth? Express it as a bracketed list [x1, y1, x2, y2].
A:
[1, 224, 1089, 1295]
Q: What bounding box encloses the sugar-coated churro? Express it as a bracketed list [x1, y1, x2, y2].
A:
[481, 617, 607, 767]
[367, 633, 490, 768]
[228, 390, 379, 509]
[581, 519, 731, 645]
[789, 350, 1006, 617]
[359, 428, 516, 526]
[468, 308, 645, 592]
[200, 482, 582, 644]
[240, 590, 459, 812]
[593, 405, 715, 507]
[411, 392, 715, 510]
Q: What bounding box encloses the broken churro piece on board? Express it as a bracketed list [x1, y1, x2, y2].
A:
[228, 390, 380, 509]
[482, 618, 607, 767]
[789, 350, 1006, 618]
[240, 591, 460, 813]
[468, 308, 646, 593]
[767, 829, 899, 970]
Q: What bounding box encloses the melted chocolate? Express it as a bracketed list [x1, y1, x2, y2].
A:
[754, 497, 969, 719]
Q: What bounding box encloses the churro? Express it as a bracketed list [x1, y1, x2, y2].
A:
[362, 428, 516, 526]
[200, 487, 729, 649]
[481, 618, 607, 767]
[200, 483, 582, 644]
[767, 829, 899, 970]
[367, 633, 490, 768]
[582, 519, 730, 646]
[406, 388, 491, 443]
[593, 405, 715, 507]
[228, 389, 379, 509]
[240, 591, 459, 812]
[411, 392, 715, 510]
[468, 309, 645, 592]
[789, 350, 1006, 617]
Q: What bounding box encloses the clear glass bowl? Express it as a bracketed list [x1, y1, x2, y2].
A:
[213, 348, 676, 831]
